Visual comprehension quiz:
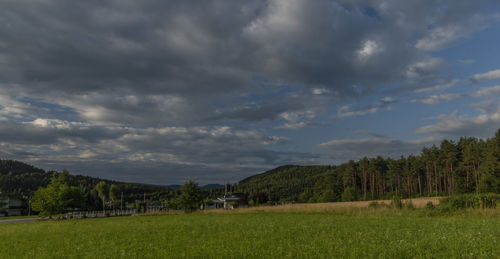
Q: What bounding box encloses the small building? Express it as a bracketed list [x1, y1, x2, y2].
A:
[210, 194, 248, 210]
[0, 195, 23, 217]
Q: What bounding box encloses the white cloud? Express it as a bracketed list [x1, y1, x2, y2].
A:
[337, 105, 379, 118]
[319, 136, 438, 161]
[276, 121, 308, 129]
[412, 93, 464, 105]
[0, 94, 33, 119]
[474, 85, 500, 97]
[473, 69, 500, 81]
[416, 24, 463, 51]
[337, 97, 395, 118]
[312, 88, 330, 95]
[413, 80, 458, 94]
[29, 118, 87, 130]
[406, 57, 445, 79]
[415, 108, 500, 138]
[277, 110, 318, 129]
[381, 96, 393, 103]
[357, 40, 382, 60]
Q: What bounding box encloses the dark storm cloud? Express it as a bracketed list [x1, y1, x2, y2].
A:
[0, 0, 495, 183]
[0, 118, 125, 145]
[0, 0, 488, 125]
[10, 124, 321, 184]
[208, 90, 332, 122]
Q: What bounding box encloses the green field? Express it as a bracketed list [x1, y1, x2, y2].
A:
[1, 211, 499, 258]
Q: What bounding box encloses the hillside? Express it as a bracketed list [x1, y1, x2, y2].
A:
[0, 160, 177, 203]
[235, 130, 500, 204]
[236, 165, 339, 203]
[0, 160, 51, 197]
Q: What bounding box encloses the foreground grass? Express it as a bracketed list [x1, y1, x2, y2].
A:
[1, 211, 499, 258]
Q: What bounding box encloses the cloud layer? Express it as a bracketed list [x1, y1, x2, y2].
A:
[0, 0, 498, 183]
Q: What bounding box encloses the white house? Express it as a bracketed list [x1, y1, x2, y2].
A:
[206, 194, 248, 210]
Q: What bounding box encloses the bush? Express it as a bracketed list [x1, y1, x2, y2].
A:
[341, 187, 356, 202]
[390, 196, 402, 209]
[404, 200, 414, 210]
[439, 193, 500, 210]
[368, 201, 389, 209]
[478, 193, 500, 209]
[135, 202, 146, 213]
[425, 201, 435, 210]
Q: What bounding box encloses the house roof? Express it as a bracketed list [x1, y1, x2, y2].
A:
[213, 196, 241, 203]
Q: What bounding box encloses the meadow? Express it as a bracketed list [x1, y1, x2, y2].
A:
[1, 206, 499, 258]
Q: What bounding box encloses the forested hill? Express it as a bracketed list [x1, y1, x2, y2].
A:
[0, 160, 50, 197]
[0, 160, 45, 175]
[0, 159, 176, 202]
[236, 165, 337, 203]
[235, 130, 500, 204]
[4, 128, 500, 206]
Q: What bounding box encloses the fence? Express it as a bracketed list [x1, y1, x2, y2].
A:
[63, 207, 168, 219]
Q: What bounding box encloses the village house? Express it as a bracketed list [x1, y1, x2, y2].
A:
[205, 193, 248, 210]
[0, 194, 23, 217]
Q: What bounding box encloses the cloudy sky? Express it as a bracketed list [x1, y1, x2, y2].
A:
[1, 0, 500, 185]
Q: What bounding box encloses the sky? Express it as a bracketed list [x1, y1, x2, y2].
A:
[1, 0, 500, 185]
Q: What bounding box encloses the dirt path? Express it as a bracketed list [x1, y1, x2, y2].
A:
[0, 218, 37, 224]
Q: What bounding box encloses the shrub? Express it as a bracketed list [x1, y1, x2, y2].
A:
[425, 201, 434, 210]
[341, 187, 356, 202]
[368, 201, 379, 208]
[404, 200, 414, 210]
[439, 193, 500, 210]
[478, 193, 500, 209]
[390, 196, 402, 209]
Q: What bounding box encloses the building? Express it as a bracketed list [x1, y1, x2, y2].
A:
[209, 194, 248, 210]
[0, 195, 23, 217]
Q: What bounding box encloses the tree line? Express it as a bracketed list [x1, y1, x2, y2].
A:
[4, 129, 500, 214]
[30, 172, 204, 215]
[235, 130, 500, 203]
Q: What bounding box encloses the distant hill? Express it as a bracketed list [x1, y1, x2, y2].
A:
[235, 130, 500, 204]
[235, 165, 339, 203]
[167, 184, 223, 190]
[201, 184, 224, 190]
[166, 184, 181, 190]
[0, 159, 177, 202]
[0, 160, 51, 197]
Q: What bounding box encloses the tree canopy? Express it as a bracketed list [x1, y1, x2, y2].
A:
[178, 181, 202, 213]
[31, 171, 83, 216]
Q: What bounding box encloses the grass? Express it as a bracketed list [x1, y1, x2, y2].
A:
[1, 207, 500, 258]
[203, 197, 441, 215]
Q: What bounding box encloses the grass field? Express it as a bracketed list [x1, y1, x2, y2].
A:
[1, 207, 499, 258]
[204, 197, 441, 214]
